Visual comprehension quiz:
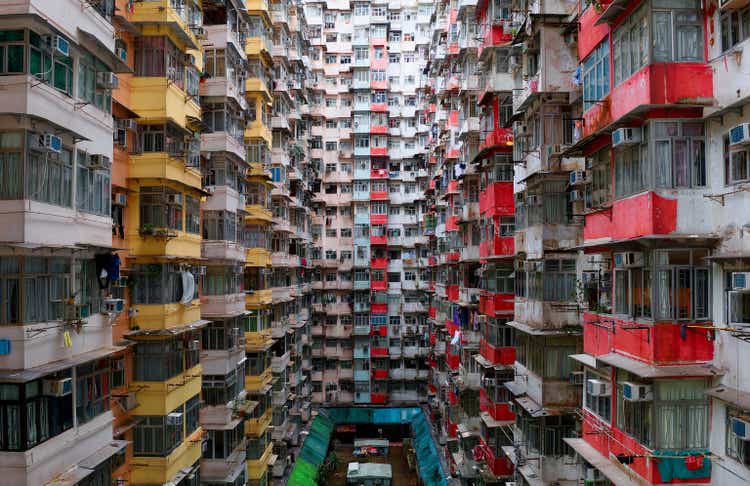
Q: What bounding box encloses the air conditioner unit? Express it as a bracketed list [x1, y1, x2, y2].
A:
[732, 272, 750, 291]
[167, 193, 183, 205]
[731, 416, 750, 440]
[612, 127, 642, 147]
[55, 36, 70, 56]
[103, 298, 125, 314]
[32, 133, 63, 153]
[622, 381, 653, 401]
[569, 190, 584, 202]
[88, 154, 111, 170]
[116, 46, 127, 62]
[570, 169, 587, 185]
[729, 123, 750, 147]
[96, 71, 119, 90]
[569, 371, 584, 385]
[613, 252, 644, 268]
[43, 377, 73, 397]
[166, 412, 183, 425]
[586, 378, 611, 397]
[113, 193, 127, 206]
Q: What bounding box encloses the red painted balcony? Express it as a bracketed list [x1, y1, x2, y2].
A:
[429, 332, 436, 345]
[370, 235, 387, 246]
[479, 236, 514, 259]
[448, 389, 458, 406]
[371, 280, 387, 291]
[583, 312, 714, 365]
[446, 148, 460, 159]
[479, 127, 513, 152]
[370, 124, 388, 134]
[446, 215, 460, 232]
[446, 418, 458, 438]
[445, 320, 459, 337]
[577, 0, 611, 60]
[371, 347, 388, 357]
[446, 350, 460, 371]
[371, 169, 389, 178]
[371, 392, 387, 404]
[480, 388, 516, 422]
[371, 257, 388, 268]
[583, 63, 712, 138]
[479, 22, 513, 55]
[374, 325, 388, 337]
[479, 339, 515, 366]
[581, 409, 710, 485]
[372, 369, 389, 379]
[370, 303, 387, 314]
[370, 80, 387, 90]
[370, 191, 388, 200]
[370, 103, 387, 112]
[584, 191, 711, 244]
[370, 214, 387, 225]
[479, 181, 514, 217]
[485, 449, 514, 478]
[446, 251, 460, 263]
[370, 147, 387, 156]
[479, 291, 514, 317]
[428, 384, 437, 394]
[429, 306, 436, 318]
[447, 285, 459, 302]
[428, 256, 438, 266]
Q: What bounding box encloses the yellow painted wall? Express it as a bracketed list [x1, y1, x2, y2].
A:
[130, 302, 203, 331]
[131, 428, 203, 485]
[131, 363, 203, 415]
[130, 77, 201, 130]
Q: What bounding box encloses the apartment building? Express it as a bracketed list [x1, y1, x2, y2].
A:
[423, 1, 750, 486]
[302, 0, 434, 408]
[0, 0, 128, 484]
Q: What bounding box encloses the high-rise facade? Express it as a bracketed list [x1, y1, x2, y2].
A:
[3, 1, 750, 486]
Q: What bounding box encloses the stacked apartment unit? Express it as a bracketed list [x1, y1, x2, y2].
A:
[301, 0, 435, 407]
[425, 1, 750, 486]
[0, 0, 315, 485]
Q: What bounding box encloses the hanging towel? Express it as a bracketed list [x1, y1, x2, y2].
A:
[180, 272, 195, 305]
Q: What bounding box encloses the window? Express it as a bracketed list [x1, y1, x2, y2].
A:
[721, 8, 750, 52]
[727, 407, 750, 467]
[75, 151, 111, 216]
[139, 186, 184, 231]
[653, 379, 708, 449]
[75, 359, 110, 426]
[726, 135, 750, 185]
[582, 40, 609, 111]
[586, 147, 612, 209]
[134, 408, 183, 457]
[613, 1, 703, 86]
[0, 30, 25, 74]
[615, 378, 652, 446]
[584, 369, 611, 422]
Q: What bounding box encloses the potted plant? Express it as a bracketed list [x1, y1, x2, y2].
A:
[140, 223, 155, 235]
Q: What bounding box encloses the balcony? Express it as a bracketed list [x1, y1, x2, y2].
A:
[129, 77, 201, 131]
[131, 0, 201, 50]
[583, 191, 713, 244]
[582, 63, 713, 139]
[370, 393, 387, 404]
[479, 340, 515, 367]
[201, 292, 246, 318]
[480, 181, 514, 216]
[582, 312, 714, 366]
[479, 236, 515, 259]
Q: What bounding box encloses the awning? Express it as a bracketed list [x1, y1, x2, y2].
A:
[473, 354, 513, 370]
[480, 411, 514, 428]
[187, 115, 212, 133]
[507, 320, 581, 336]
[125, 319, 211, 338]
[595, 0, 631, 25]
[596, 353, 723, 379]
[705, 385, 750, 410]
[569, 353, 598, 369]
[165, 464, 200, 486]
[504, 380, 526, 396]
[44, 440, 128, 486]
[513, 396, 570, 418]
[0, 345, 127, 383]
[77, 29, 132, 73]
[563, 438, 643, 486]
